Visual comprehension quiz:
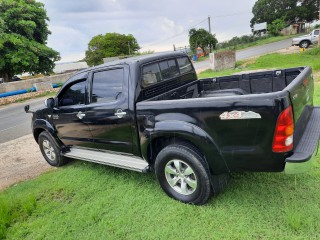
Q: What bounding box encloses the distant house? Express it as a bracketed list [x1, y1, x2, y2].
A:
[281, 22, 307, 35]
[53, 62, 88, 74]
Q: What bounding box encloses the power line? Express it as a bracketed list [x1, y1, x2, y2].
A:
[141, 11, 251, 49]
[211, 11, 251, 18]
[142, 18, 207, 48]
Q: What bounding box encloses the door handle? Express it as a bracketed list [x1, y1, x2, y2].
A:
[77, 111, 86, 119]
[114, 109, 127, 118]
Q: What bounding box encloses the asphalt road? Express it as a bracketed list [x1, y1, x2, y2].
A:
[193, 38, 293, 71]
[0, 98, 44, 144]
[0, 38, 293, 144]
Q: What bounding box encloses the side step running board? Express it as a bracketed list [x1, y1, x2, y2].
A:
[63, 148, 150, 173]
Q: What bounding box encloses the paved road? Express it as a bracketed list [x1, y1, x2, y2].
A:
[193, 38, 293, 71]
[0, 98, 44, 144]
[0, 38, 293, 144]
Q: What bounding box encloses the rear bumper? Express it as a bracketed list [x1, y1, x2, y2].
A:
[285, 107, 320, 174]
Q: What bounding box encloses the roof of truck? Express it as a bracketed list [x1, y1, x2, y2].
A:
[79, 51, 189, 73]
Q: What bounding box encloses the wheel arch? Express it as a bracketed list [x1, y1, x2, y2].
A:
[299, 39, 311, 46]
[141, 121, 229, 174]
[33, 119, 62, 148]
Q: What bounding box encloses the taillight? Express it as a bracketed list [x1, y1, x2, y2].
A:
[272, 106, 294, 153]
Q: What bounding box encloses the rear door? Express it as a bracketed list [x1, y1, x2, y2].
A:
[85, 66, 133, 154]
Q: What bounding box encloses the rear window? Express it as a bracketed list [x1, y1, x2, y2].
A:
[142, 63, 162, 88]
[142, 59, 180, 88]
[159, 60, 179, 80]
[177, 57, 193, 74]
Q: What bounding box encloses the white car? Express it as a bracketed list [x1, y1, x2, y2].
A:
[292, 29, 319, 48]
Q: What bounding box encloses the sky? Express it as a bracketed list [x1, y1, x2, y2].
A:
[38, 0, 257, 62]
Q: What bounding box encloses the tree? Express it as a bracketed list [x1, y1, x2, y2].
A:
[267, 19, 286, 36]
[0, 0, 60, 82]
[250, 0, 319, 28]
[85, 33, 140, 66]
[188, 28, 218, 55]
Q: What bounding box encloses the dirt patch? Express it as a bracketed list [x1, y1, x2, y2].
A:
[274, 46, 300, 54]
[313, 71, 320, 82]
[0, 134, 53, 191]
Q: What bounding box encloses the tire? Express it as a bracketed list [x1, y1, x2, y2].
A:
[38, 131, 67, 167]
[299, 40, 310, 48]
[155, 144, 212, 205]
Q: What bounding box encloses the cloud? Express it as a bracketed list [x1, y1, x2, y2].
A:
[46, 26, 88, 62]
[38, 0, 257, 62]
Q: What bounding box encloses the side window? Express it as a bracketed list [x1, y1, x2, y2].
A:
[142, 63, 162, 88]
[159, 60, 179, 80]
[59, 80, 86, 107]
[177, 57, 193, 74]
[91, 68, 124, 103]
[314, 30, 319, 36]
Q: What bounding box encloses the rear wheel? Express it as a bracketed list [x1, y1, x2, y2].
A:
[39, 131, 67, 167]
[299, 40, 310, 48]
[155, 144, 212, 205]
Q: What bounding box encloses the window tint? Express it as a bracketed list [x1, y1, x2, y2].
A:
[59, 80, 86, 107]
[159, 60, 179, 80]
[314, 30, 319, 35]
[142, 63, 162, 88]
[177, 57, 193, 74]
[91, 69, 124, 103]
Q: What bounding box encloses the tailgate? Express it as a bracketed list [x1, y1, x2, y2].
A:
[285, 67, 314, 122]
[284, 66, 320, 164]
[284, 67, 314, 145]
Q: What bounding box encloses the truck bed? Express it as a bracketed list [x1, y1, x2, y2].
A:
[137, 66, 314, 174]
[144, 67, 304, 101]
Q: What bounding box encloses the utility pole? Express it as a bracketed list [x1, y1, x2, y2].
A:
[208, 16, 212, 52]
[318, 1, 320, 47]
[128, 42, 131, 55]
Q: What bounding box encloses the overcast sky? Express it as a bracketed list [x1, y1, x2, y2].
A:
[38, 0, 257, 62]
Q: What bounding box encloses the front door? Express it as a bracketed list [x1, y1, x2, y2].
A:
[53, 79, 93, 148]
[85, 67, 133, 154]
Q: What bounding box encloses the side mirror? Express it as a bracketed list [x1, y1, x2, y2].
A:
[44, 98, 55, 109]
[24, 105, 30, 113]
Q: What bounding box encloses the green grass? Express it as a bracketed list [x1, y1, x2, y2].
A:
[218, 34, 300, 52]
[1, 51, 320, 239]
[199, 47, 320, 79]
[1, 151, 320, 239]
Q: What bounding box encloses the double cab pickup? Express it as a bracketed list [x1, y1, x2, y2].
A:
[26, 52, 320, 205]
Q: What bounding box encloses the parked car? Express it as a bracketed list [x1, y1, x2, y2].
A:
[11, 75, 21, 81]
[292, 29, 319, 48]
[25, 52, 320, 205]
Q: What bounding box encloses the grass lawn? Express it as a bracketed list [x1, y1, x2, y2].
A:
[1, 50, 320, 239]
[199, 47, 320, 79]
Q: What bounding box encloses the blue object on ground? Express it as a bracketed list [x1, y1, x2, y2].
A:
[193, 54, 197, 61]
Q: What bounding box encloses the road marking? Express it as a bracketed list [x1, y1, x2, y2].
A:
[0, 123, 27, 133]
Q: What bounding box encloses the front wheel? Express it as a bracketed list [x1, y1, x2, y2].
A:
[155, 144, 212, 205]
[38, 131, 67, 167]
[299, 40, 310, 48]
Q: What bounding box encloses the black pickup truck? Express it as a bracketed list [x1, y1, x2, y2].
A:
[26, 52, 320, 205]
